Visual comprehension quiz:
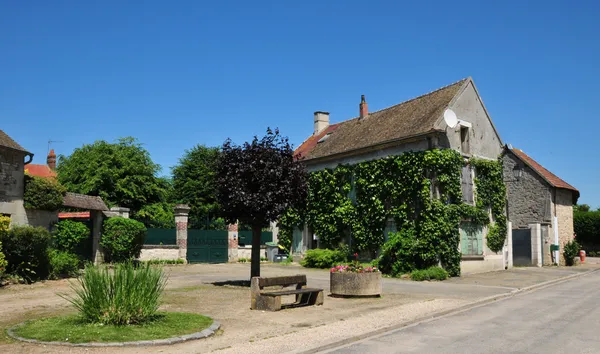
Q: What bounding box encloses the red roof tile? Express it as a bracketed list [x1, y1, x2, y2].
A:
[295, 124, 340, 159]
[24, 164, 57, 178]
[59, 212, 91, 219]
[509, 147, 579, 193]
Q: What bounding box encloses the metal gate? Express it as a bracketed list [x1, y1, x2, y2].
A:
[186, 230, 228, 263]
[512, 229, 532, 266]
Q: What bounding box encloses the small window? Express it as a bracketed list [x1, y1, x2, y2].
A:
[317, 133, 332, 143]
[460, 127, 470, 154]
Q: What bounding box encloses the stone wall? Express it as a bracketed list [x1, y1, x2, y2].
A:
[238, 246, 266, 260]
[139, 245, 180, 261]
[556, 189, 575, 265]
[503, 153, 552, 227]
[0, 147, 27, 225]
[24, 209, 58, 230]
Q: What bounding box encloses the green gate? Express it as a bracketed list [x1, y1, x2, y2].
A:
[186, 229, 228, 263]
[237, 231, 273, 246]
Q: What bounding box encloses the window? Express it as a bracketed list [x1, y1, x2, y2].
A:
[460, 127, 470, 154]
[461, 165, 474, 205]
[460, 222, 483, 256]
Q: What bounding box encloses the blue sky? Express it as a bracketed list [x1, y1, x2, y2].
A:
[1, 1, 598, 207]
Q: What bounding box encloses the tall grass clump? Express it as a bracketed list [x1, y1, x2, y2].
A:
[62, 262, 167, 325]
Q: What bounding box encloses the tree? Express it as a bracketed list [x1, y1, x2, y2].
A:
[57, 137, 170, 212]
[575, 204, 591, 212]
[172, 145, 221, 229]
[217, 128, 307, 277]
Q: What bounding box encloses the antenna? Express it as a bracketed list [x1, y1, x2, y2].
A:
[48, 139, 64, 154]
[443, 109, 458, 129]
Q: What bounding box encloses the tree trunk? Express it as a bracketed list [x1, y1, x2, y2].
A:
[251, 223, 262, 278]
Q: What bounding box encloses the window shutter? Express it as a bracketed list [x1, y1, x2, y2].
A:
[461, 165, 474, 204]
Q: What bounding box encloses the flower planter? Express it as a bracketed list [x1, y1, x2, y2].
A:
[330, 271, 382, 297]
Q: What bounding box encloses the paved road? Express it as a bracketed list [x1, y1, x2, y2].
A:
[323, 270, 600, 354]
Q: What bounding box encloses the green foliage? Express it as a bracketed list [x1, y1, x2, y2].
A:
[53, 220, 90, 253]
[0, 226, 52, 282]
[277, 207, 303, 252]
[133, 202, 176, 229]
[172, 145, 221, 229]
[217, 128, 307, 277]
[101, 218, 147, 263]
[142, 259, 185, 265]
[574, 204, 591, 212]
[23, 174, 66, 210]
[470, 158, 507, 253]
[378, 229, 421, 276]
[563, 240, 580, 266]
[62, 262, 167, 325]
[574, 210, 600, 251]
[56, 137, 170, 212]
[49, 249, 80, 279]
[410, 266, 449, 281]
[0, 241, 7, 278]
[300, 249, 347, 269]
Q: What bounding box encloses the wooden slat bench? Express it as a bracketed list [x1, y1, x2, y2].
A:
[250, 275, 324, 311]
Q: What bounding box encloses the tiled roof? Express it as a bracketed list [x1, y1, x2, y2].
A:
[24, 164, 57, 178]
[63, 192, 108, 211]
[0, 130, 30, 153]
[509, 147, 579, 195]
[58, 211, 91, 219]
[295, 78, 467, 161]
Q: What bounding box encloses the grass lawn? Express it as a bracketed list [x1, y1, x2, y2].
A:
[12, 312, 213, 343]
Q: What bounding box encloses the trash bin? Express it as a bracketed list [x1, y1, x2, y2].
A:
[265, 242, 279, 262]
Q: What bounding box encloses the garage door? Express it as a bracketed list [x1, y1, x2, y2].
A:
[512, 229, 532, 266]
[186, 230, 228, 263]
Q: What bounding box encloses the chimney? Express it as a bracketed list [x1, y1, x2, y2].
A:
[47, 149, 56, 170]
[314, 111, 330, 135]
[359, 95, 368, 119]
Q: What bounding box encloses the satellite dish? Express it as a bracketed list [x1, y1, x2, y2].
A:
[443, 109, 458, 129]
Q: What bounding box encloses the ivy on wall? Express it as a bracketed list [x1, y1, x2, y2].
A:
[279, 149, 508, 277]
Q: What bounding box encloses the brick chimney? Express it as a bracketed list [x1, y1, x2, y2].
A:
[314, 111, 330, 135]
[47, 149, 56, 170]
[359, 95, 368, 119]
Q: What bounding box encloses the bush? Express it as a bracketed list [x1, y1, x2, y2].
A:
[0, 215, 9, 233]
[49, 249, 80, 279]
[62, 262, 167, 325]
[378, 229, 427, 276]
[300, 249, 347, 269]
[142, 259, 185, 265]
[574, 211, 600, 251]
[23, 174, 66, 211]
[0, 241, 7, 279]
[410, 266, 449, 281]
[101, 218, 147, 263]
[53, 220, 90, 253]
[563, 240, 580, 266]
[0, 226, 52, 282]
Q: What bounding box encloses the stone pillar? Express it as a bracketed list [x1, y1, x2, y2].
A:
[506, 221, 513, 269]
[91, 210, 104, 265]
[174, 204, 190, 261]
[110, 206, 130, 218]
[529, 223, 542, 267]
[228, 223, 239, 263]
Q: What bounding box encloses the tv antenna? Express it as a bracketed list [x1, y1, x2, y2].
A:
[48, 139, 63, 154]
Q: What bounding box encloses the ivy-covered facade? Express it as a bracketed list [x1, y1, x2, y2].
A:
[285, 77, 510, 275]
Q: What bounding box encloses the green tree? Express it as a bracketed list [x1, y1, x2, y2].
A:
[172, 145, 221, 229]
[217, 128, 307, 277]
[575, 204, 591, 212]
[56, 137, 169, 212]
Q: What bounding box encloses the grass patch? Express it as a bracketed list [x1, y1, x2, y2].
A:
[12, 312, 212, 343]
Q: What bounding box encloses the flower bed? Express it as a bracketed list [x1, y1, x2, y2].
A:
[329, 254, 382, 297]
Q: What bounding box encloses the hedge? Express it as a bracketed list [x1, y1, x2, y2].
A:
[574, 211, 600, 252]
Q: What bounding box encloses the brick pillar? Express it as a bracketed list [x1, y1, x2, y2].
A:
[91, 210, 104, 265]
[110, 206, 130, 218]
[174, 204, 190, 261]
[228, 223, 239, 263]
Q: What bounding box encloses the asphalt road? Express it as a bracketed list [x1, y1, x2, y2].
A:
[323, 270, 600, 354]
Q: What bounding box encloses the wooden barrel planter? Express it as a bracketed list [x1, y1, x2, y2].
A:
[330, 271, 382, 297]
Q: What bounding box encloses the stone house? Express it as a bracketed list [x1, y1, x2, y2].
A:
[293, 77, 508, 274]
[502, 145, 579, 266]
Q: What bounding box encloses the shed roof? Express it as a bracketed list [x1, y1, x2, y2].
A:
[63, 192, 108, 211]
[0, 130, 30, 153]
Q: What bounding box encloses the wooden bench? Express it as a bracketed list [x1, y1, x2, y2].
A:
[250, 275, 324, 311]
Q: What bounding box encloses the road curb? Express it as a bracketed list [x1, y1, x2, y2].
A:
[297, 267, 600, 354]
[7, 319, 221, 347]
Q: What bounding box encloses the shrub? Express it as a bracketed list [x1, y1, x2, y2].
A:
[142, 259, 185, 265]
[49, 249, 80, 279]
[378, 229, 426, 276]
[563, 240, 580, 266]
[300, 249, 347, 269]
[410, 266, 449, 281]
[0, 241, 7, 279]
[100, 218, 147, 263]
[23, 174, 66, 211]
[0, 226, 52, 281]
[0, 215, 9, 234]
[62, 262, 167, 325]
[53, 220, 90, 253]
[574, 210, 600, 251]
